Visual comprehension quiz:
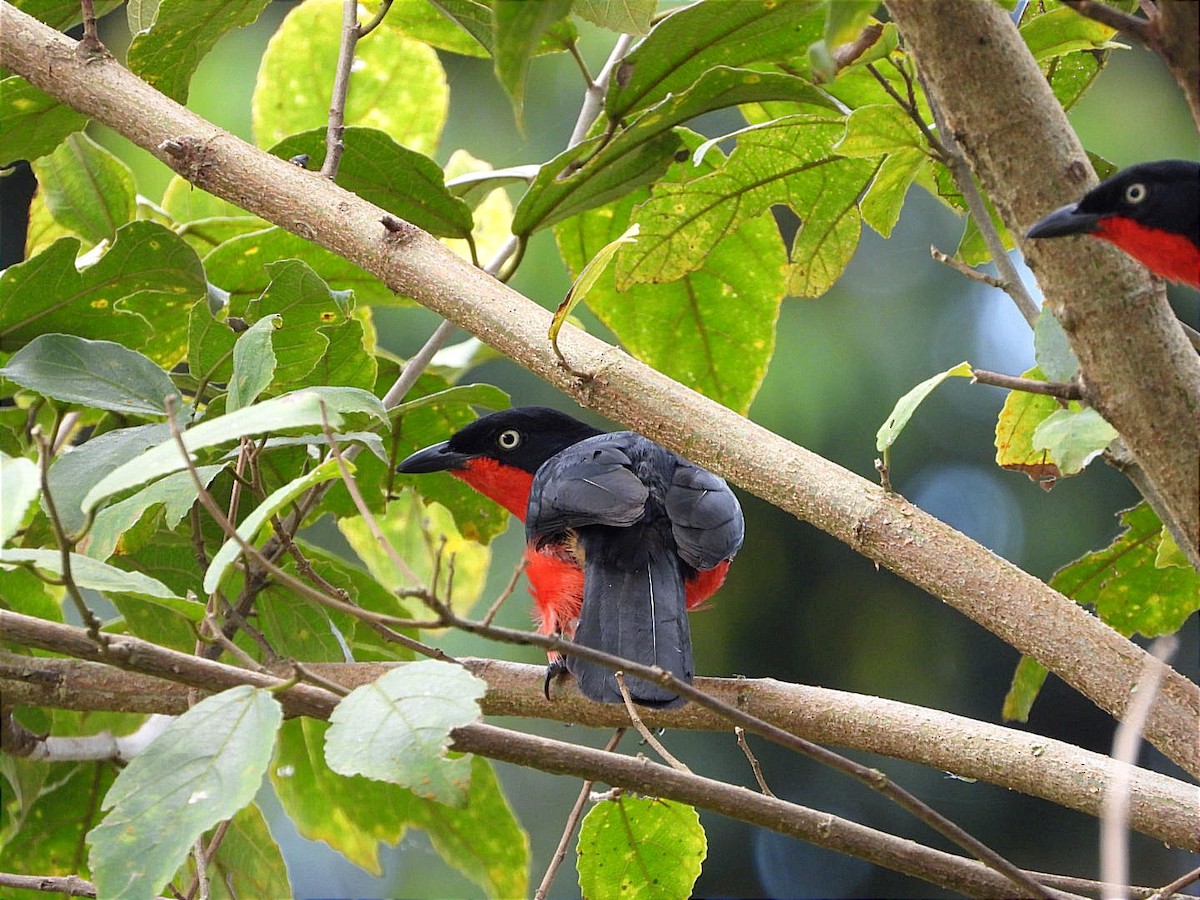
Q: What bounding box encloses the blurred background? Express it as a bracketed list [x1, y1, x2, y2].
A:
[4, 2, 1197, 897]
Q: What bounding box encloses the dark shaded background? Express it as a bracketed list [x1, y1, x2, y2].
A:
[3, 4, 1197, 898]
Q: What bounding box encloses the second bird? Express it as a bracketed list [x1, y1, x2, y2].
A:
[396, 407, 745, 708]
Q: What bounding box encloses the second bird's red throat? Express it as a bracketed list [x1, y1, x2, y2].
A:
[453, 457, 535, 521]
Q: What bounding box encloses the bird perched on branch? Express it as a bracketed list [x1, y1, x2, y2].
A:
[396, 407, 744, 708]
[1026, 159, 1199, 288]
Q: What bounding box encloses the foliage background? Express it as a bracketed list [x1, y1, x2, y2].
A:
[1, 2, 1197, 897]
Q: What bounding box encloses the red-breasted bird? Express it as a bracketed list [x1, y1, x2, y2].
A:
[396, 407, 744, 708]
[1025, 159, 1200, 287]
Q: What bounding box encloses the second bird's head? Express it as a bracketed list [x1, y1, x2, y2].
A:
[395, 406, 603, 519]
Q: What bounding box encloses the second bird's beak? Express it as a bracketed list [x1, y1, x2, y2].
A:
[396, 441, 473, 474]
[1026, 203, 1101, 240]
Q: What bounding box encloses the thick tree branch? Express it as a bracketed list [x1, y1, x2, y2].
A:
[886, 0, 1200, 563]
[1, 2, 1196, 778]
[2, 644, 1194, 852]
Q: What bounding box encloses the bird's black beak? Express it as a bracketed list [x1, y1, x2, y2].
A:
[396, 441, 473, 474]
[1026, 203, 1102, 240]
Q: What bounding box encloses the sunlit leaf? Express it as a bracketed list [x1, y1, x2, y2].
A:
[28, 133, 135, 245]
[0, 548, 181, 600]
[1, 453, 39, 547]
[253, 0, 447, 154]
[1051, 503, 1200, 637]
[574, 0, 655, 35]
[578, 797, 706, 900]
[1031, 407, 1117, 475]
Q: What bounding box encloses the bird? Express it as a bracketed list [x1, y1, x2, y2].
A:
[396, 406, 745, 708]
[1025, 159, 1199, 288]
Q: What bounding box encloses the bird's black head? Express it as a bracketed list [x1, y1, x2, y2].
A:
[396, 406, 604, 475]
[1026, 160, 1200, 241]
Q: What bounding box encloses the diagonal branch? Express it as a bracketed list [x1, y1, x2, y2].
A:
[0, 2, 1195, 778]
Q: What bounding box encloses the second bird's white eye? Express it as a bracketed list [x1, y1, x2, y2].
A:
[1124, 182, 1147, 204]
[497, 429, 521, 450]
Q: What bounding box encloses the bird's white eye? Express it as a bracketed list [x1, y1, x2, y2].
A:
[496, 429, 521, 450]
[1124, 182, 1147, 204]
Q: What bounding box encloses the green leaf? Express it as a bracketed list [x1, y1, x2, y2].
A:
[272, 719, 528, 897]
[269, 128, 474, 238]
[11, 0, 122, 29]
[228, 315, 278, 411]
[606, 0, 823, 120]
[179, 802, 291, 900]
[1002, 656, 1049, 723]
[389, 382, 511, 419]
[493, 0, 573, 127]
[823, 0, 880, 48]
[619, 115, 875, 298]
[203, 226, 397, 307]
[550, 224, 640, 363]
[0, 222, 207, 361]
[0, 76, 88, 168]
[1031, 407, 1117, 475]
[296, 316, 377, 392]
[46, 424, 171, 535]
[126, 0, 272, 103]
[325, 662, 486, 805]
[574, 0, 655, 35]
[1033, 308, 1079, 382]
[82, 387, 385, 512]
[859, 147, 925, 238]
[577, 797, 706, 900]
[1, 452, 38, 547]
[29, 133, 137, 245]
[424, 0, 495, 55]
[252, 0, 447, 154]
[1020, 5, 1121, 60]
[88, 686, 283, 900]
[1156, 529, 1188, 570]
[835, 103, 925, 157]
[0, 548, 181, 599]
[86, 465, 223, 562]
[205, 458, 343, 594]
[187, 297, 238, 388]
[1051, 503, 1200, 637]
[338, 492, 491, 608]
[556, 140, 785, 415]
[514, 67, 835, 236]
[876, 362, 972, 454]
[245, 259, 352, 389]
[0, 334, 184, 416]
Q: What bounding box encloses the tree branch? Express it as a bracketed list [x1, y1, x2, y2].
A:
[0, 2, 1196, 778]
[2, 643, 1194, 852]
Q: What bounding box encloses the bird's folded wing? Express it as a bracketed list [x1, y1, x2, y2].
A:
[526, 441, 648, 538]
[665, 462, 745, 570]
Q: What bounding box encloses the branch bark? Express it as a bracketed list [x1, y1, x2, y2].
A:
[1, 640, 1195, 852]
[886, 0, 1200, 561]
[0, 2, 1196, 777]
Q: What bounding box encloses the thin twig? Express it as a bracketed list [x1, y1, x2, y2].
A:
[356, 0, 392, 38]
[480, 556, 526, 626]
[292, 661, 350, 696]
[931, 245, 1007, 289]
[1151, 866, 1200, 900]
[615, 672, 691, 773]
[919, 81, 1042, 326]
[534, 728, 626, 900]
[971, 368, 1083, 401]
[188, 837, 209, 900]
[736, 726, 776, 797]
[34, 428, 106, 645]
[1101, 634, 1179, 900]
[568, 33, 635, 148]
[321, 0, 359, 179]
